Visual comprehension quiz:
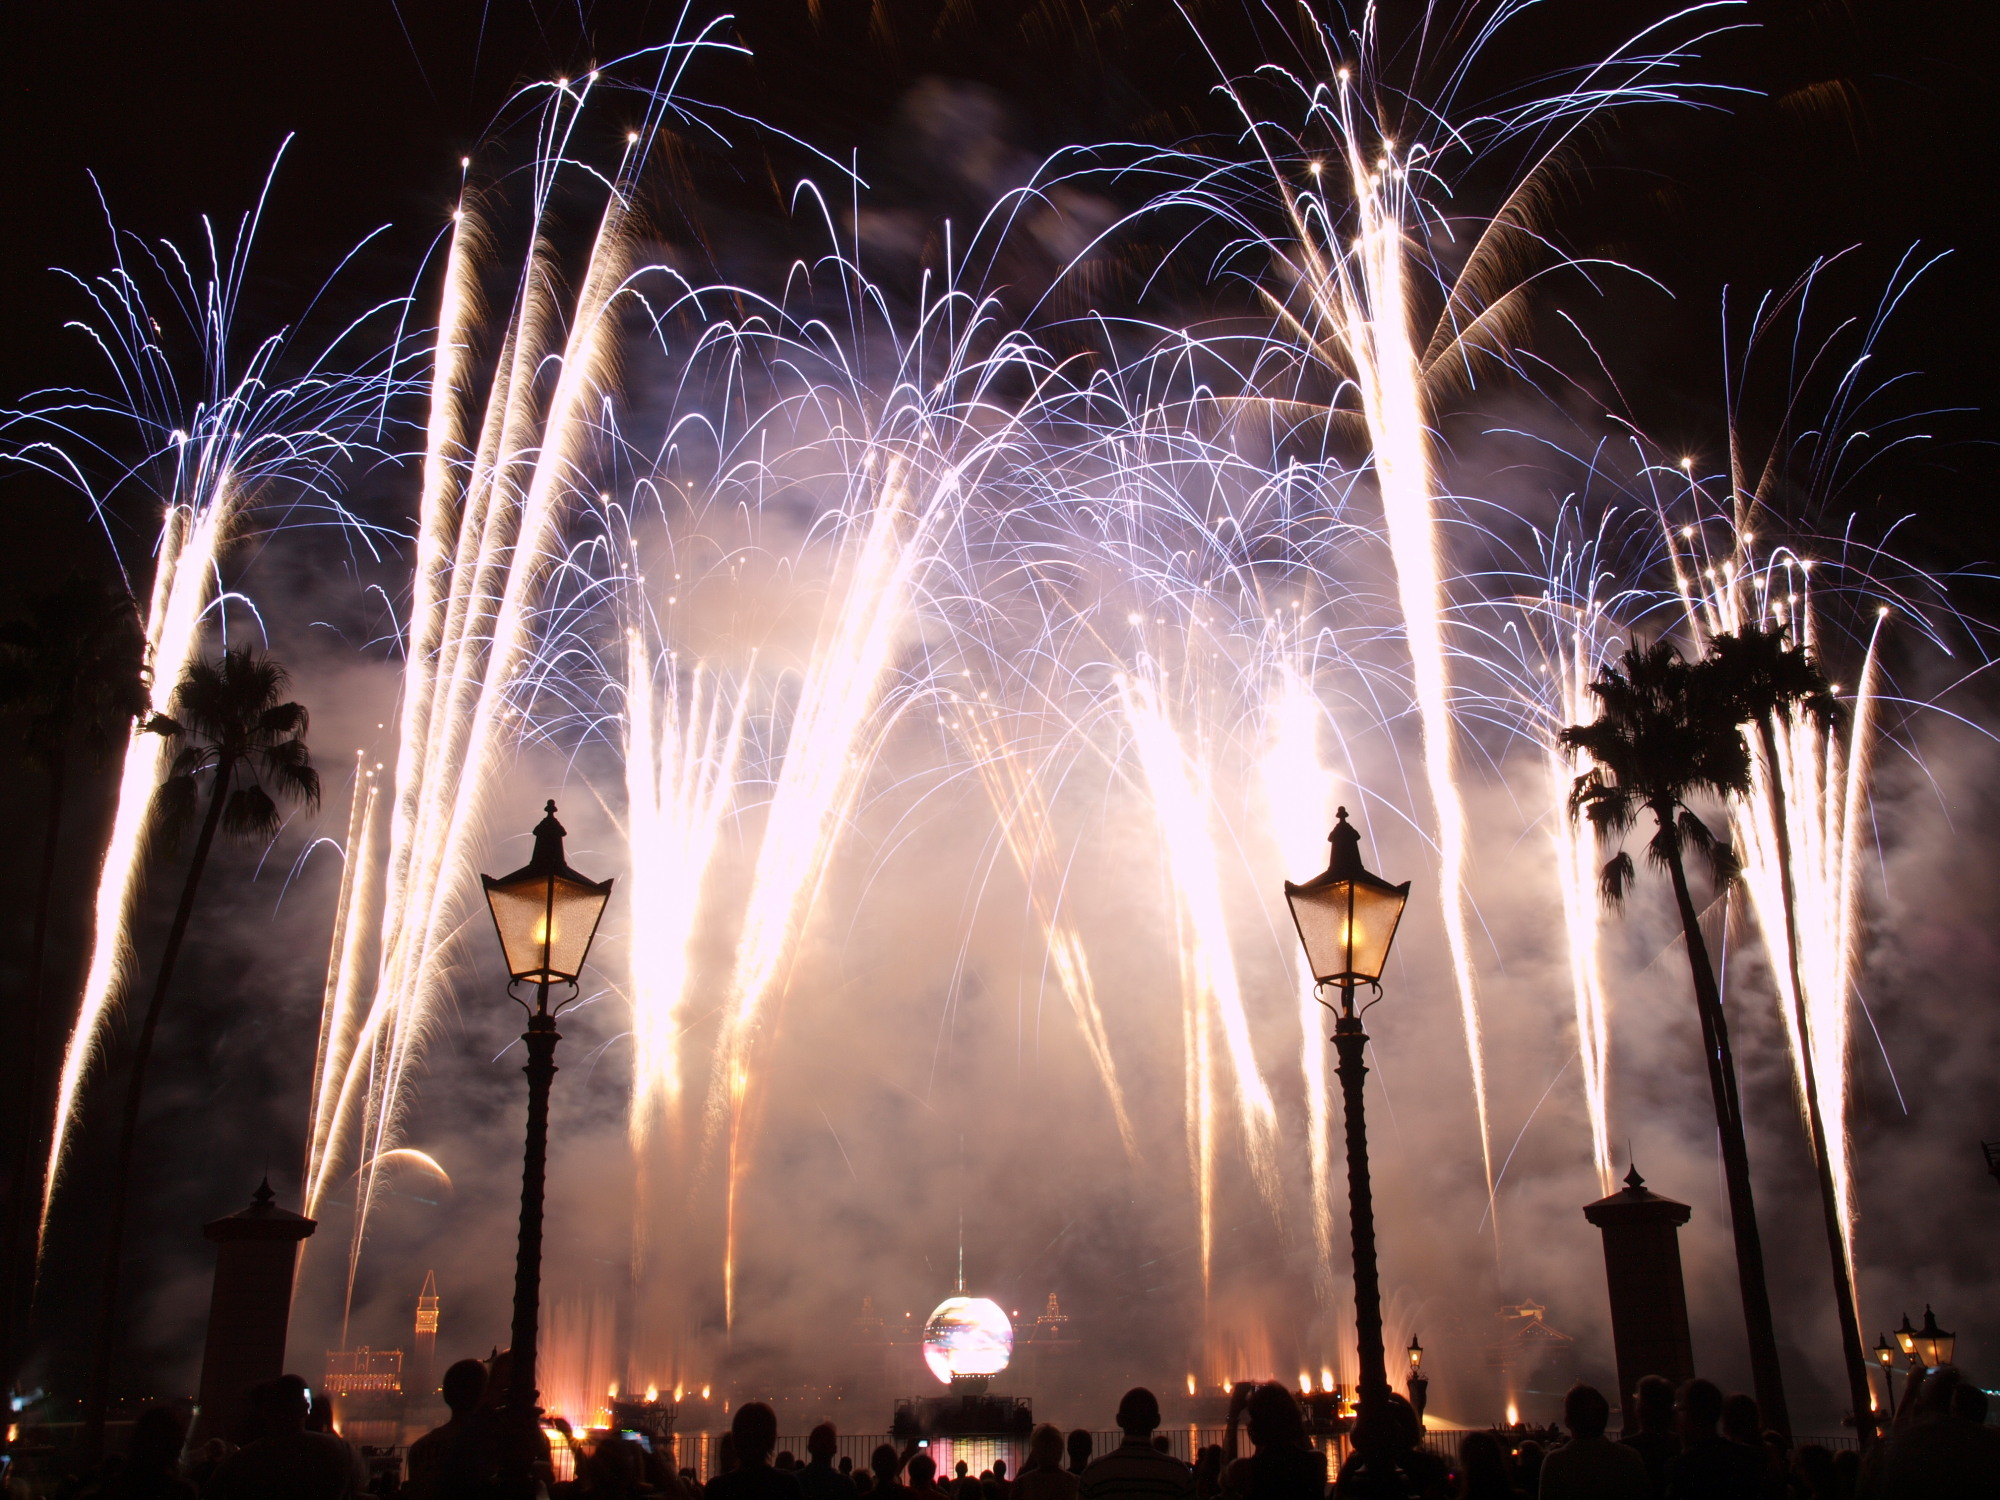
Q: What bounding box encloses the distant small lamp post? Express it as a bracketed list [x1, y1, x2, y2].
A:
[481, 801, 613, 1492]
[1912, 1306, 1956, 1370]
[1406, 1336, 1428, 1422]
[1873, 1334, 1898, 1420]
[1285, 807, 1410, 1435]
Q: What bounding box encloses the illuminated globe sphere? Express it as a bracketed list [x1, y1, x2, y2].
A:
[921, 1296, 1013, 1384]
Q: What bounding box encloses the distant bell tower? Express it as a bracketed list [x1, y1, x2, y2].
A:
[414, 1270, 440, 1403]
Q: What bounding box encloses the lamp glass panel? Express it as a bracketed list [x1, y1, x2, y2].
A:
[1346, 880, 1408, 981]
[1287, 878, 1409, 984]
[1934, 1331, 1956, 1366]
[485, 873, 610, 982]
[542, 873, 611, 980]
[1895, 1324, 1916, 1358]
[1287, 883, 1353, 984]
[1407, 1343, 1423, 1372]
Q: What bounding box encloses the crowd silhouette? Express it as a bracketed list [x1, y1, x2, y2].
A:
[24, 1360, 2000, 1500]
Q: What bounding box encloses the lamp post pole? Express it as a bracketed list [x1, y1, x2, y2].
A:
[505, 987, 560, 1491]
[1864, 1336, 1896, 1424]
[1283, 809, 1410, 1448]
[1332, 992, 1390, 1423]
[481, 801, 614, 1497]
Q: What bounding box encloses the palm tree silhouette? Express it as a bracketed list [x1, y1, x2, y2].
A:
[1560, 637, 1790, 1435]
[0, 579, 146, 1396]
[83, 646, 319, 1455]
[1707, 623, 1871, 1437]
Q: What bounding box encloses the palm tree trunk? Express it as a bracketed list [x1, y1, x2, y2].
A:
[81, 757, 233, 1460]
[1658, 804, 1791, 1435]
[1758, 716, 1874, 1441]
[1, 749, 66, 1398]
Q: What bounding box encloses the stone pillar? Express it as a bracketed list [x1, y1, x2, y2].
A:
[191, 1179, 315, 1444]
[1583, 1166, 1694, 1434]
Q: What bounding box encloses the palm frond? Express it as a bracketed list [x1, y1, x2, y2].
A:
[1598, 851, 1636, 908]
[221, 783, 281, 840]
[1678, 808, 1738, 888]
[153, 774, 200, 854]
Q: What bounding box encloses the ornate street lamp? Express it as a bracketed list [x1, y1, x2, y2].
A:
[1912, 1306, 1955, 1370]
[1285, 807, 1410, 1435]
[1873, 1334, 1898, 1420]
[1894, 1313, 1917, 1365]
[481, 801, 613, 1490]
[1405, 1336, 1428, 1422]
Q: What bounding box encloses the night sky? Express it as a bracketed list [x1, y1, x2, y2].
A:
[4, 0, 1999, 1421]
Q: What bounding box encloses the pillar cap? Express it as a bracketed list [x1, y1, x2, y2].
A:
[1582, 1164, 1692, 1227]
[203, 1177, 317, 1243]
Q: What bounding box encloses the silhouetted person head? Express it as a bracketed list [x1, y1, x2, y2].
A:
[778, 1451, 799, 1470]
[734, 1402, 779, 1465]
[810, 1424, 839, 1462]
[1066, 1430, 1092, 1472]
[1116, 1388, 1161, 1438]
[1245, 1384, 1305, 1449]
[247, 1375, 311, 1436]
[441, 1358, 487, 1417]
[1914, 1364, 1965, 1420]
[841, 1456, 855, 1475]
[128, 1405, 187, 1472]
[1458, 1432, 1508, 1489]
[305, 1387, 336, 1433]
[1792, 1444, 1836, 1500]
[956, 1460, 969, 1478]
[1719, 1393, 1760, 1444]
[1831, 1449, 1859, 1490]
[1954, 1382, 1989, 1424]
[1675, 1378, 1723, 1441]
[481, 1350, 516, 1411]
[909, 1453, 938, 1489]
[1347, 1394, 1420, 1462]
[1563, 1384, 1611, 1441]
[1516, 1439, 1545, 1488]
[589, 1436, 646, 1494]
[871, 1442, 901, 1485]
[1029, 1424, 1064, 1473]
[992, 1459, 1006, 1481]
[1634, 1375, 1675, 1434]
